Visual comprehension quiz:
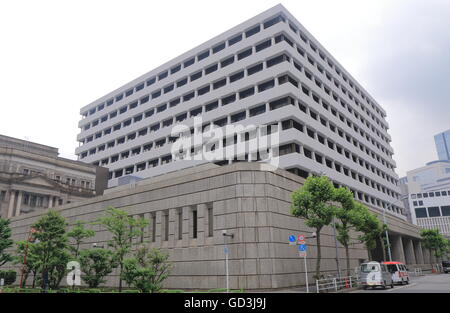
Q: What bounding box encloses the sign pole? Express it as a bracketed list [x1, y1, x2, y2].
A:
[304, 254, 309, 293]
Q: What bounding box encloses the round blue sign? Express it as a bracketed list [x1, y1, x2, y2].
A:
[289, 235, 296, 242]
[298, 244, 307, 252]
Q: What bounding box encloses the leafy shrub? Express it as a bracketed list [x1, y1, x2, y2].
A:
[0, 270, 17, 285]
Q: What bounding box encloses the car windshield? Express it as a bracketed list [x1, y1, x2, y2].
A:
[443, 261, 450, 267]
[386, 264, 398, 273]
[360, 264, 380, 273]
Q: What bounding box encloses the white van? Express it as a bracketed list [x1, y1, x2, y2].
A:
[383, 262, 410, 285]
[359, 261, 394, 290]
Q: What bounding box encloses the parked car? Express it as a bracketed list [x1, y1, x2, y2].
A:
[383, 261, 410, 285]
[359, 261, 394, 290]
[443, 261, 450, 274]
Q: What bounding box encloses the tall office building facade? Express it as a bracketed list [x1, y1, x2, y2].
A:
[435, 130, 450, 161]
[75, 4, 405, 219]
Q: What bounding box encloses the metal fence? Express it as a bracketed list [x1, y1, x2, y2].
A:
[315, 275, 358, 293]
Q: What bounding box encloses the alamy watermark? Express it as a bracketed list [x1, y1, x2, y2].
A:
[168, 116, 281, 167]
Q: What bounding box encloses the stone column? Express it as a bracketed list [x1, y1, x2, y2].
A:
[14, 191, 23, 217]
[7, 190, 15, 218]
[391, 235, 406, 263]
[404, 238, 416, 265]
[414, 241, 424, 264]
[48, 196, 53, 209]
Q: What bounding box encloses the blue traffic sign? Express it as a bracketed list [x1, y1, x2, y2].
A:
[289, 235, 296, 243]
[224, 247, 229, 255]
[298, 244, 307, 252]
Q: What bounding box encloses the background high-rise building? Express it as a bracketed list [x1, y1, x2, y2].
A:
[435, 129, 450, 161]
[75, 4, 405, 219]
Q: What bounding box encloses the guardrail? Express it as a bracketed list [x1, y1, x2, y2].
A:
[315, 275, 358, 293]
[409, 268, 424, 276]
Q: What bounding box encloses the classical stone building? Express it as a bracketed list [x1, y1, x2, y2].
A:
[0, 134, 108, 219]
[7, 163, 432, 290]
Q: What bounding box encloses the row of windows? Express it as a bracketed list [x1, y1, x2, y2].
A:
[82, 67, 397, 189]
[288, 34, 391, 147]
[80, 48, 395, 176]
[21, 168, 93, 189]
[80, 71, 295, 159]
[280, 117, 398, 188]
[81, 11, 386, 134]
[286, 167, 403, 214]
[81, 14, 288, 118]
[411, 190, 450, 199]
[80, 32, 290, 136]
[415, 206, 450, 218]
[281, 14, 387, 122]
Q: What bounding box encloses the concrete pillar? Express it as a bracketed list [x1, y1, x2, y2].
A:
[391, 235, 406, 263]
[404, 238, 416, 265]
[422, 247, 432, 264]
[48, 196, 53, 209]
[7, 190, 15, 218]
[413, 241, 424, 264]
[14, 191, 22, 217]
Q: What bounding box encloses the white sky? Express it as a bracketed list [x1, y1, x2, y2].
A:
[0, 0, 448, 178]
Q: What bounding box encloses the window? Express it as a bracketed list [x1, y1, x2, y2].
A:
[170, 98, 180, 107]
[222, 94, 236, 105]
[145, 109, 154, 118]
[221, 55, 234, 67]
[164, 84, 174, 93]
[205, 100, 219, 112]
[191, 208, 198, 239]
[190, 71, 202, 81]
[231, 111, 246, 123]
[278, 74, 298, 87]
[264, 15, 284, 29]
[255, 39, 271, 52]
[184, 57, 195, 68]
[198, 50, 210, 61]
[228, 34, 242, 46]
[239, 87, 254, 99]
[245, 25, 260, 37]
[269, 96, 295, 110]
[267, 54, 290, 67]
[163, 211, 169, 241]
[275, 34, 293, 47]
[213, 42, 226, 54]
[198, 85, 211, 95]
[428, 207, 441, 217]
[177, 77, 188, 87]
[238, 48, 252, 60]
[183, 91, 195, 102]
[158, 71, 168, 80]
[213, 78, 227, 90]
[157, 103, 167, 113]
[152, 90, 161, 99]
[258, 79, 275, 92]
[190, 107, 202, 117]
[248, 63, 263, 75]
[230, 71, 244, 83]
[125, 89, 133, 97]
[170, 64, 181, 74]
[177, 209, 183, 240]
[441, 206, 450, 217]
[249, 104, 266, 117]
[205, 63, 218, 75]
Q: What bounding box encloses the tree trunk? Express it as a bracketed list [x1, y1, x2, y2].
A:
[119, 263, 123, 292]
[315, 230, 322, 280]
[367, 248, 373, 261]
[380, 235, 387, 262]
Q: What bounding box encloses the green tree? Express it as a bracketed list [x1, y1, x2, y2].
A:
[291, 176, 337, 279]
[79, 248, 116, 288]
[97, 207, 148, 292]
[0, 218, 13, 268]
[352, 203, 384, 260]
[333, 187, 359, 276]
[67, 221, 95, 258]
[32, 210, 70, 290]
[122, 246, 172, 293]
[420, 229, 448, 264]
[15, 240, 41, 288]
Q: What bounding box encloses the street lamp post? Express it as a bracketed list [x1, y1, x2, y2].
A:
[382, 196, 408, 262]
[222, 230, 234, 293]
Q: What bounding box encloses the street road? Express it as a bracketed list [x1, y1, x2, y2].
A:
[353, 273, 450, 293]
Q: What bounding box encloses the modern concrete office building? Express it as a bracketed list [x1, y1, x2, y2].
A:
[75, 4, 405, 221]
[0, 134, 109, 219]
[435, 130, 450, 161]
[406, 160, 450, 235]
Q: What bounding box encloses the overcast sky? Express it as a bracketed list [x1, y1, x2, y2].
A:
[0, 0, 449, 177]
